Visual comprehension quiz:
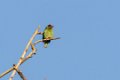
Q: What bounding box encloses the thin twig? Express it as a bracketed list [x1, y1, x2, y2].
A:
[21, 44, 37, 64]
[34, 37, 60, 45]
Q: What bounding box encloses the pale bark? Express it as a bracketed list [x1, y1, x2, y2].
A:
[0, 25, 60, 80]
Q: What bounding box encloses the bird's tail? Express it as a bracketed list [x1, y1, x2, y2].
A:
[44, 43, 48, 48]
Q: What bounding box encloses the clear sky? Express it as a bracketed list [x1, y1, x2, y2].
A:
[0, 0, 120, 80]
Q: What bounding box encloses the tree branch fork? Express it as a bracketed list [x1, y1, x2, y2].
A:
[0, 26, 60, 80]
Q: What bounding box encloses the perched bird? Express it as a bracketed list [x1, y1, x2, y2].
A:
[42, 24, 54, 48]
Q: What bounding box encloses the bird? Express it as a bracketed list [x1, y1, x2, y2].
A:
[42, 24, 54, 48]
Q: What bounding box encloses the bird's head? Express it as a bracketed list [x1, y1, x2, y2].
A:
[47, 24, 53, 29]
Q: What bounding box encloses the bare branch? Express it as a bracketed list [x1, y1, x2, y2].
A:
[0, 47, 37, 79]
[22, 47, 37, 64]
[34, 37, 60, 45]
[0, 44, 37, 79]
[0, 67, 14, 78]
[0, 25, 60, 80]
[9, 26, 40, 80]
[17, 70, 27, 80]
[13, 65, 27, 80]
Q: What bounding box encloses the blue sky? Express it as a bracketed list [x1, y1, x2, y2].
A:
[0, 0, 120, 80]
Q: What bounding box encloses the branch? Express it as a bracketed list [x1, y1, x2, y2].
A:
[21, 43, 37, 64]
[0, 43, 37, 79]
[14, 43, 36, 80]
[34, 37, 60, 45]
[0, 67, 14, 78]
[0, 26, 60, 80]
[16, 69, 27, 80]
[13, 65, 27, 80]
[9, 26, 40, 80]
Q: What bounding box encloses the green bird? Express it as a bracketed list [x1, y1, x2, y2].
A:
[42, 24, 54, 48]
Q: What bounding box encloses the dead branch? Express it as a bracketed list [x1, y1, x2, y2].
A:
[0, 47, 37, 79]
[9, 26, 40, 80]
[21, 44, 37, 64]
[16, 69, 27, 80]
[13, 65, 27, 80]
[0, 25, 60, 80]
[0, 67, 14, 78]
[34, 37, 60, 45]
